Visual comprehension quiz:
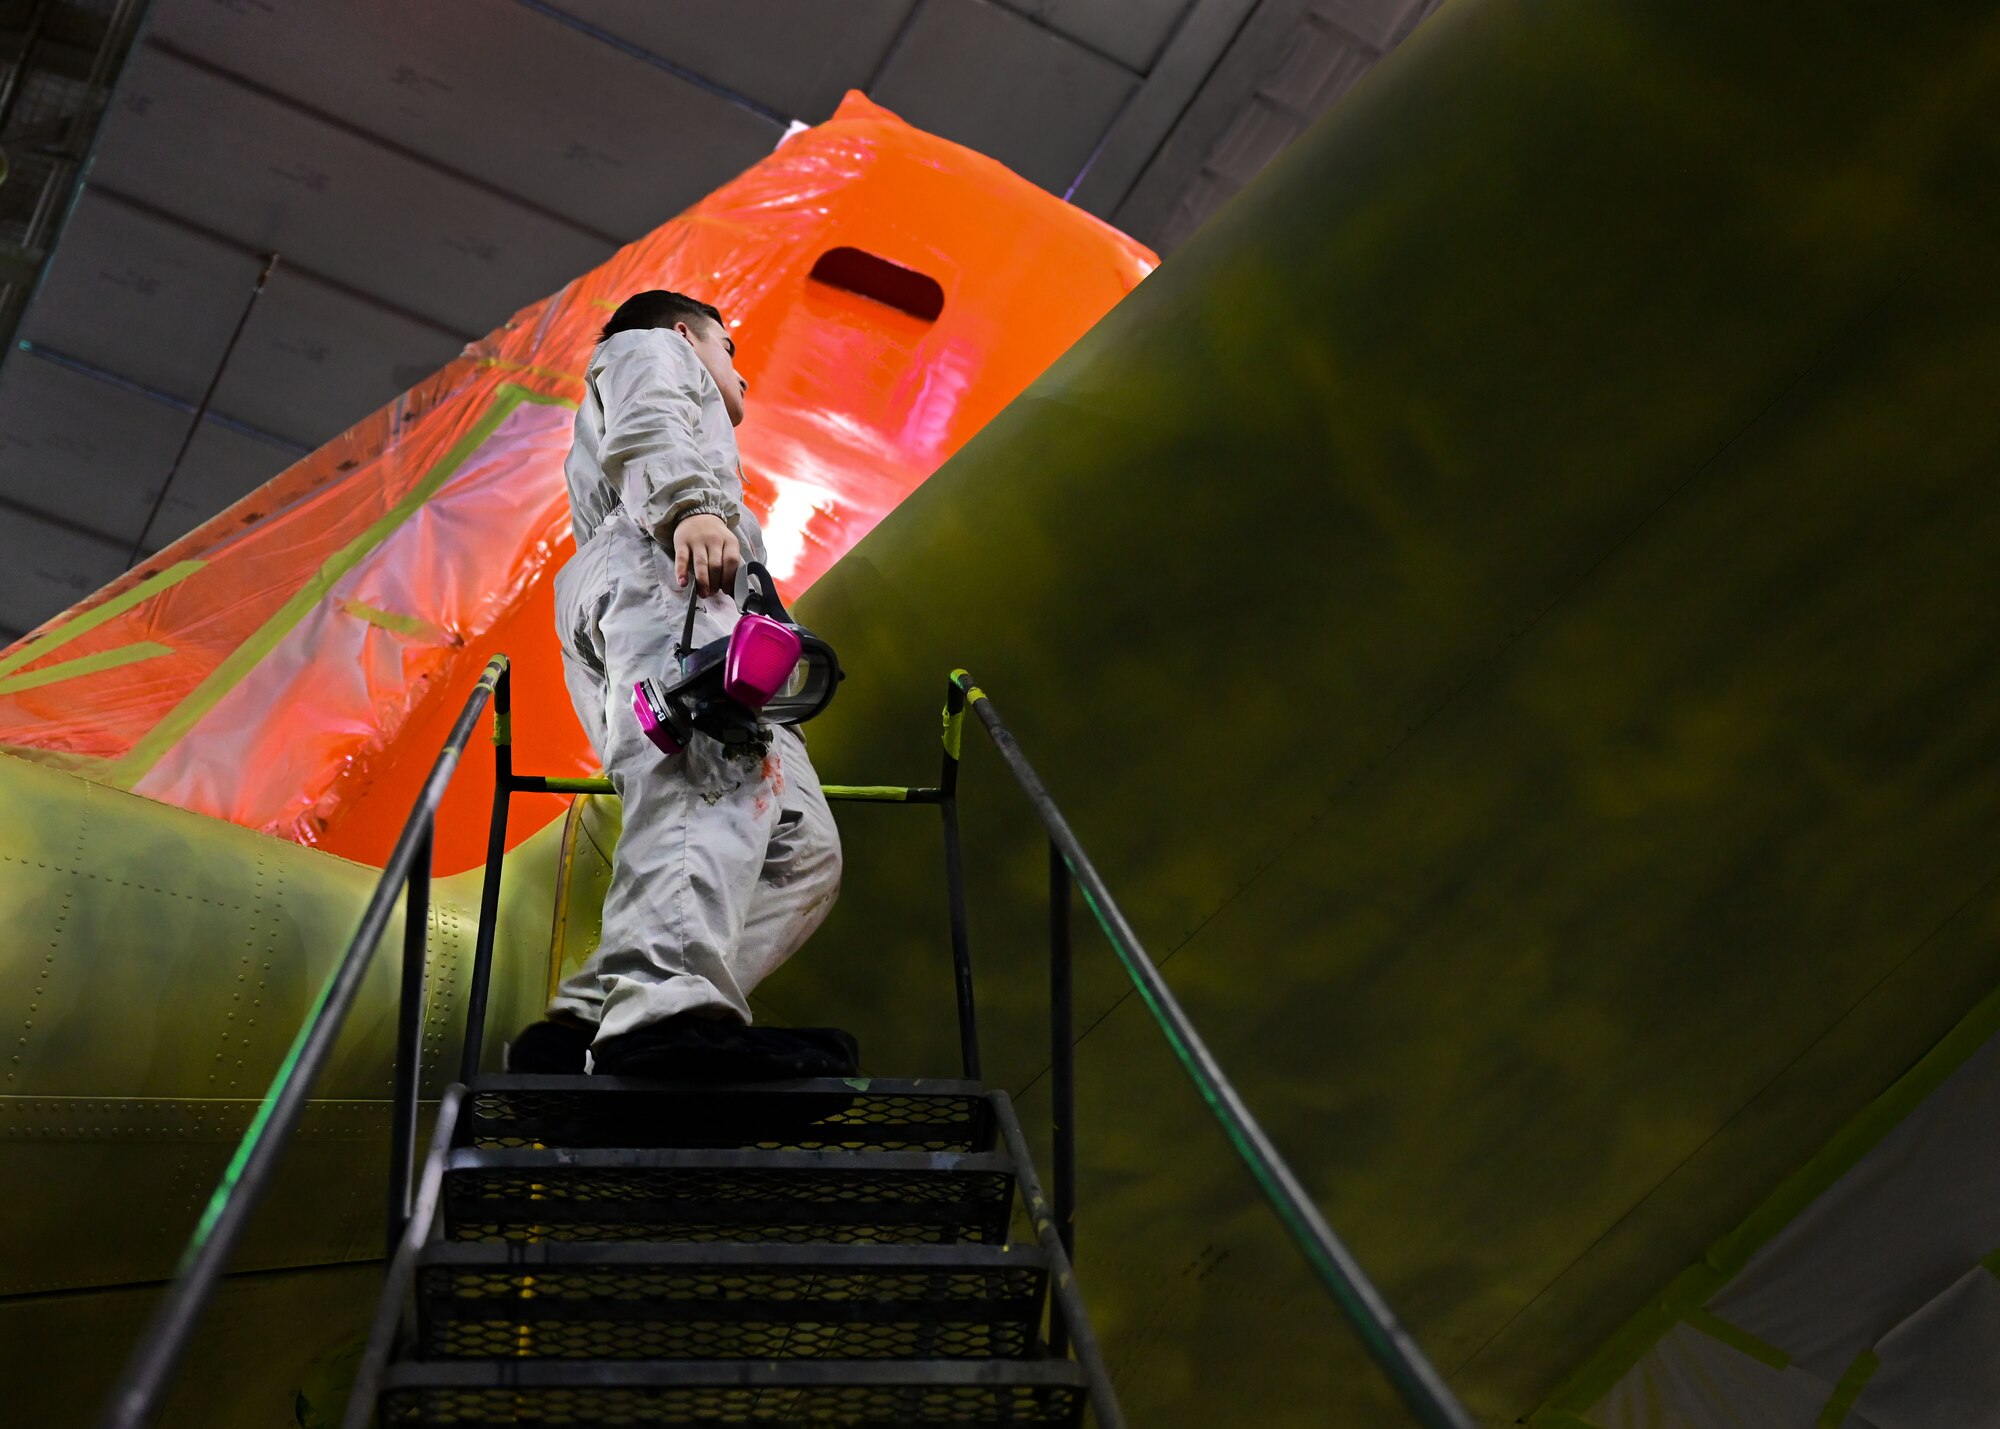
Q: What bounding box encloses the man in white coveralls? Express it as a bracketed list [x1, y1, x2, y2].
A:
[508, 290, 852, 1080]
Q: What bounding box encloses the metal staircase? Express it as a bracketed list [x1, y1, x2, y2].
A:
[354, 1075, 1110, 1426]
[98, 659, 1475, 1429]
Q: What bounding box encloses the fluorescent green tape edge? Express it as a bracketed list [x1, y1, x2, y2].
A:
[540, 776, 615, 795]
[1683, 1307, 1789, 1370]
[1539, 967, 2000, 1417]
[336, 597, 450, 644]
[0, 560, 203, 680]
[531, 777, 906, 802]
[1817, 1350, 1879, 1428]
[943, 668, 974, 758]
[108, 386, 571, 790]
[0, 641, 174, 695]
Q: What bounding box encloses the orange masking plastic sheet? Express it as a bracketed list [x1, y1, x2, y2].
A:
[0, 93, 1155, 873]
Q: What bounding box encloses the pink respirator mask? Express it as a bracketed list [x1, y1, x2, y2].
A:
[632, 561, 843, 758]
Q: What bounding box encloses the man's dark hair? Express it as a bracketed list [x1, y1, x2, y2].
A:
[599, 289, 724, 344]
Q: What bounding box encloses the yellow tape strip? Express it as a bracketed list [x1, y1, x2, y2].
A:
[335, 598, 450, 644]
[0, 560, 203, 680]
[108, 387, 568, 790]
[943, 667, 985, 758]
[1817, 1349, 1879, 1428]
[529, 775, 906, 801]
[491, 711, 512, 747]
[540, 776, 616, 795]
[1684, 1307, 1789, 1370]
[0, 641, 175, 696]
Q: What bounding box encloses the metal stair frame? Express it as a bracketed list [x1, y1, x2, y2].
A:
[98, 659, 1475, 1429]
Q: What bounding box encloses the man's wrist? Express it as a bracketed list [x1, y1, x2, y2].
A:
[673, 504, 736, 532]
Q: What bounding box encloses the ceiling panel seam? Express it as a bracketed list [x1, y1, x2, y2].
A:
[510, 0, 794, 127]
[867, 0, 929, 92]
[1062, 0, 1212, 200]
[17, 340, 311, 456]
[1306, 8, 1385, 59]
[988, 0, 1147, 77]
[0, 489, 132, 557]
[1110, 0, 1317, 240]
[87, 184, 473, 345]
[144, 36, 627, 248]
[1096, 0, 1275, 224]
[1140, 0, 1210, 75]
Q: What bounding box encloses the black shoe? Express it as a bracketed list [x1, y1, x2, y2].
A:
[591, 1015, 860, 1082]
[504, 1018, 594, 1074]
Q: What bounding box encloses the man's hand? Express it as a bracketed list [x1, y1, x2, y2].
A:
[673, 512, 742, 597]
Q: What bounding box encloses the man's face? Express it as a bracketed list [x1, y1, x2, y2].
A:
[677, 318, 747, 427]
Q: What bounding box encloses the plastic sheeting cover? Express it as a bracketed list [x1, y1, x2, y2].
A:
[0, 93, 1155, 872]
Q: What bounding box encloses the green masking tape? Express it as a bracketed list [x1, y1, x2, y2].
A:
[0, 560, 202, 680]
[1817, 1349, 1879, 1428]
[1684, 1307, 1789, 1370]
[0, 641, 174, 696]
[822, 785, 911, 802]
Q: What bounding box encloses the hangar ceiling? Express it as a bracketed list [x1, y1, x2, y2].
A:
[0, 0, 1441, 640]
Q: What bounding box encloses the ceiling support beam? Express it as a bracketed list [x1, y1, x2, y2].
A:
[510, 0, 794, 128]
[0, 0, 151, 374]
[0, 487, 131, 555]
[1064, 0, 1263, 221]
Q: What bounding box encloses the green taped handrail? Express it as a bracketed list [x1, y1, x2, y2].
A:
[521, 775, 918, 803]
[948, 667, 1477, 1429]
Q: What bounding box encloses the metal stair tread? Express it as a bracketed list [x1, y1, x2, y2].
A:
[469, 1075, 988, 1095]
[381, 1359, 1088, 1387]
[461, 1077, 997, 1153]
[412, 1237, 1050, 1361]
[446, 1147, 1013, 1173]
[417, 1240, 1047, 1270]
[442, 1145, 1019, 1246]
[376, 1356, 1087, 1426]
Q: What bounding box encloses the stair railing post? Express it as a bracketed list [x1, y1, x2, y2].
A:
[1048, 837, 1077, 1357]
[386, 816, 433, 1259]
[940, 675, 981, 1080]
[458, 660, 513, 1082]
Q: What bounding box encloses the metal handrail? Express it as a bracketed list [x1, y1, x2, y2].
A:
[96, 655, 511, 1429]
[947, 669, 1477, 1429]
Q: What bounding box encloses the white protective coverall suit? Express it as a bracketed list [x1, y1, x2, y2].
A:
[546, 326, 842, 1042]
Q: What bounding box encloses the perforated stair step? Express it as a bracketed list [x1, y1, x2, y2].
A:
[462, 1074, 995, 1154]
[413, 1241, 1050, 1361]
[376, 1358, 1088, 1427]
[442, 1147, 1018, 1246]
